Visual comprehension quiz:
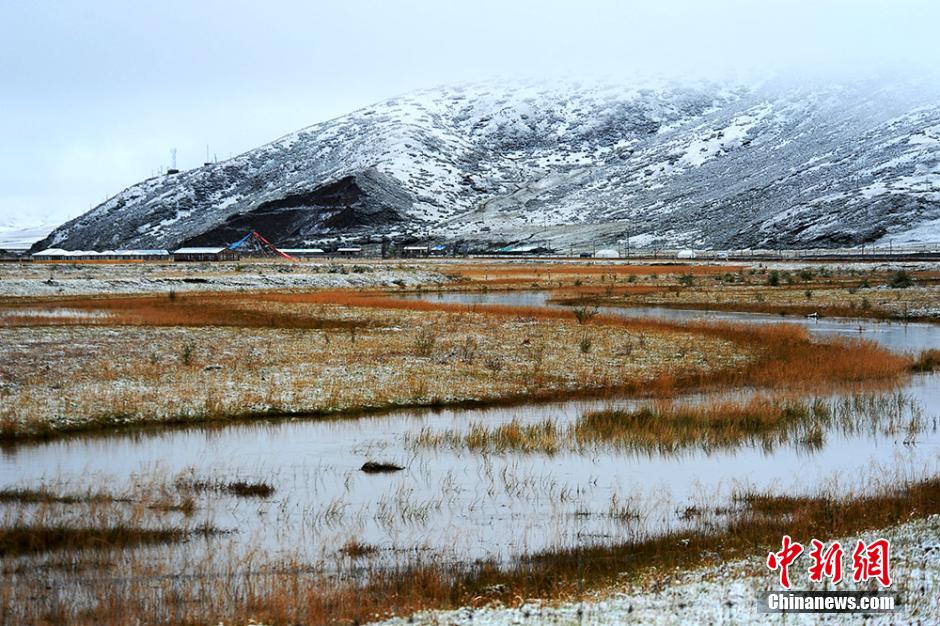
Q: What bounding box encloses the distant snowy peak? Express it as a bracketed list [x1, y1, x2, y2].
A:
[35, 79, 940, 252]
[0, 224, 58, 249]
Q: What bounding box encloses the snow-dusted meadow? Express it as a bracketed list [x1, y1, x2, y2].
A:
[0, 260, 938, 624]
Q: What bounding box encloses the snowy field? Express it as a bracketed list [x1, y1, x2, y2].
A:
[0, 260, 447, 296]
[376, 516, 940, 625]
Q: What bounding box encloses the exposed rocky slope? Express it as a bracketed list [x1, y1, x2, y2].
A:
[34, 79, 940, 252]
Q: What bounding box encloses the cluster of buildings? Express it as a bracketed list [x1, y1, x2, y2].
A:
[32, 248, 173, 261]
[28, 246, 363, 263]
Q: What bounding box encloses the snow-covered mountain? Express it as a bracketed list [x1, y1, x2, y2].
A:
[0, 223, 57, 249]
[34, 79, 940, 252]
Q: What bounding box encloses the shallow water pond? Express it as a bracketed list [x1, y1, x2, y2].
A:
[1, 293, 938, 568]
[411, 289, 940, 354]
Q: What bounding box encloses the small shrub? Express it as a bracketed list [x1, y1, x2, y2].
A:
[766, 271, 780, 286]
[181, 342, 195, 366]
[889, 271, 914, 289]
[340, 539, 378, 558]
[457, 336, 478, 362]
[572, 305, 599, 325]
[579, 335, 593, 354]
[413, 327, 438, 357]
[225, 481, 276, 498]
[912, 349, 940, 373]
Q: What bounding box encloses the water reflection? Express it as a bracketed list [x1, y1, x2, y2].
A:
[0, 291, 937, 565]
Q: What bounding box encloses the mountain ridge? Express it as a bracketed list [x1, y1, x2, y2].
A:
[34, 79, 940, 252]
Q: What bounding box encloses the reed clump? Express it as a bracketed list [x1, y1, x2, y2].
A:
[339, 539, 379, 558]
[0, 525, 187, 557]
[576, 396, 829, 453]
[0, 487, 114, 505]
[408, 392, 922, 455]
[411, 418, 562, 455]
[176, 478, 275, 498]
[911, 348, 940, 373]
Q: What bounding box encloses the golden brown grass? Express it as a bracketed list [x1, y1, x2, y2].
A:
[551, 266, 940, 322]
[912, 348, 940, 372]
[409, 418, 563, 454]
[0, 289, 913, 440]
[315, 292, 912, 392]
[0, 297, 746, 439]
[0, 487, 117, 505]
[409, 392, 917, 455]
[339, 539, 379, 558]
[0, 525, 189, 557]
[576, 396, 828, 452]
[0, 293, 371, 329]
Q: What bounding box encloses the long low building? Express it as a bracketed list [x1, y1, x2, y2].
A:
[402, 245, 429, 257]
[32, 248, 171, 262]
[172, 247, 241, 262]
[279, 248, 325, 258]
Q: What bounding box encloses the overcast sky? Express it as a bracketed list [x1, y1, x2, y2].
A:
[1, 0, 938, 229]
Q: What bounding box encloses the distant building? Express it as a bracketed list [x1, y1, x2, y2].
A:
[279, 248, 325, 258]
[594, 248, 620, 259]
[32, 249, 96, 261]
[677, 249, 698, 259]
[108, 249, 170, 261]
[493, 244, 552, 256]
[429, 244, 448, 256]
[402, 245, 429, 257]
[336, 247, 363, 257]
[31, 249, 170, 262]
[172, 247, 240, 262]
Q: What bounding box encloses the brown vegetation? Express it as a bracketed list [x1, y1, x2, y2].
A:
[550, 265, 940, 322]
[0, 288, 913, 440]
[0, 295, 745, 439]
[5, 476, 935, 624]
[176, 478, 276, 498]
[409, 392, 919, 455]
[912, 348, 940, 373]
[0, 525, 188, 557]
[0, 261, 934, 624]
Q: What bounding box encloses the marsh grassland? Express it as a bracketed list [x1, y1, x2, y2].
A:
[0, 258, 938, 624]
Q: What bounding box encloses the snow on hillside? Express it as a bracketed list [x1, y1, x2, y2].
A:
[34, 79, 940, 252]
[0, 224, 57, 249]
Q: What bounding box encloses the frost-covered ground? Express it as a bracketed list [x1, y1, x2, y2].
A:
[374, 516, 940, 625]
[0, 261, 446, 297]
[0, 303, 742, 437]
[564, 261, 940, 320]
